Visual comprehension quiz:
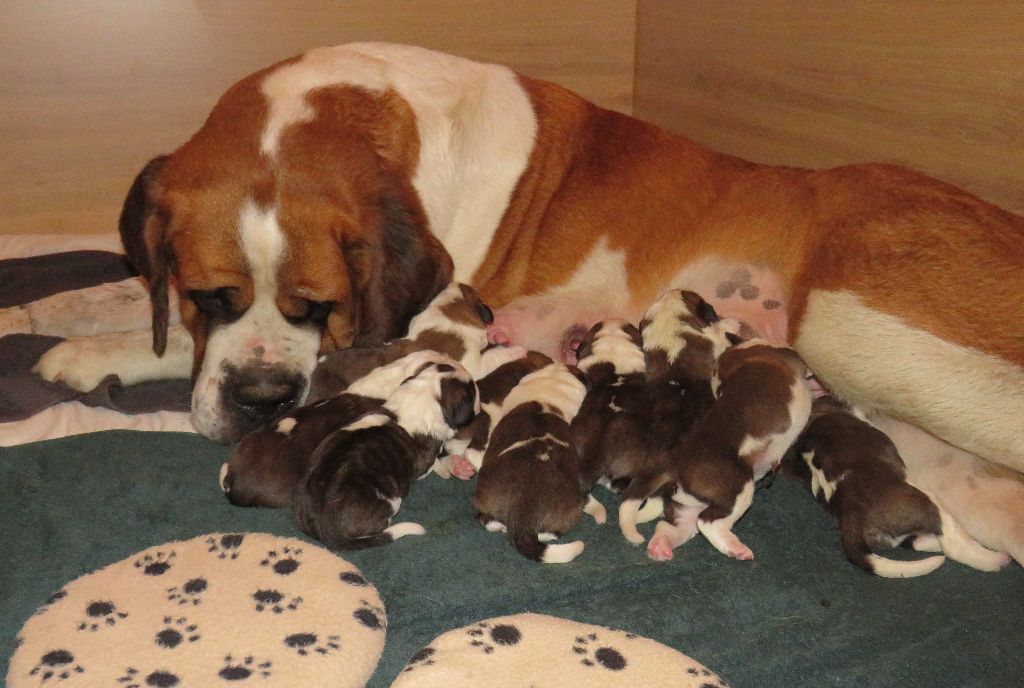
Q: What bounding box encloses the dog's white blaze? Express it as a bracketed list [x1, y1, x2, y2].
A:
[275, 417, 298, 435]
[642, 290, 699, 362]
[191, 201, 321, 438]
[259, 43, 536, 281]
[578, 319, 645, 374]
[796, 290, 1024, 472]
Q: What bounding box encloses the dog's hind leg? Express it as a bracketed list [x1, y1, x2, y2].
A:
[697, 480, 756, 561]
[646, 503, 701, 561]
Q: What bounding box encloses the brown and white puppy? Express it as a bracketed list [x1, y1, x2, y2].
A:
[292, 358, 479, 550]
[219, 349, 452, 508]
[473, 361, 600, 563]
[443, 349, 555, 479]
[307, 282, 498, 402]
[781, 395, 1010, 577]
[621, 338, 811, 561]
[570, 319, 656, 495]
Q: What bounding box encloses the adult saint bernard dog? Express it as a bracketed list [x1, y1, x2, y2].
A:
[34, 44, 1024, 559]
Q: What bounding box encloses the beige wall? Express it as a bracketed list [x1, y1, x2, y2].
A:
[634, 1, 1024, 215]
[0, 1, 636, 235]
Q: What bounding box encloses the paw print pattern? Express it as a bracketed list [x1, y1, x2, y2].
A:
[133, 550, 176, 576]
[465, 621, 522, 654]
[218, 655, 272, 681]
[28, 649, 85, 683]
[401, 647, 437, 673]
[353, 600, 385, 631]
[155, 616, 201, 649]
[252, 589, 303, 614]
[572, 633, 627, 671]
[338, 570, 370, 587]
[259, 546, 302, 575]
[116, 667, 181, 687]
[33, 589, 68, 617]
[166, 577, 208, 606]
[283, 632, 341, 656]
[686, 665, 729, 686]
[206, 534, 246, 560]
[715, 268, 759, 301]
[77, 600, 128, 631]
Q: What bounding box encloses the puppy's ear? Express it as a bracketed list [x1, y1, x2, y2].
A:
[439, 378, 478, 429]
[119, 155, 173, 355]
[697, 299, 720, 325]
[725, 331, 744, 346]
[347, 179, 454, 345]
[622, 322, 643, 348]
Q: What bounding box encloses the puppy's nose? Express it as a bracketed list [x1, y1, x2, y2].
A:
[227, 366, 303, 421]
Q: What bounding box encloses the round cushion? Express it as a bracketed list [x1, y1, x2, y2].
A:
[390, 612, 729, 687]
[7, 532, 386, 688]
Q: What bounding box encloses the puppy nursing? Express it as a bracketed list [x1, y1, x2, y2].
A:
[621, 310, 812, 562]
[292, 359, 478, 549]
[781, 395, 1009, 577]
[473, 360, 600, 563]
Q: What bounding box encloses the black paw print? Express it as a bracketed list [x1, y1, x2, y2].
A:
[33, 589, 68, 616]
[402, 647, 436, 673]
[77, 599, 128, 631]
[715, 268, 759, 301]
[572, 633, 627, 671]
[218, 655, 272, 681]
[353, 600, 385, 631]
[206, 534, 246, 560]
[28, 649, 84, 683]
[283, 632, 341, 656]
[167, 577, 208, 606]
[686, 665, 728, 686]
[117, 667, 180, 687]
[259, 546, 302, 575]
[155, 615, 201, 649]
[339, 570, 370, 587]
[252, 589, 303, 614]
[465, 621, 522, 654]
[134, 550, 176, 576]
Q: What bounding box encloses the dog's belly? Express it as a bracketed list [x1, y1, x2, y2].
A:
[487, 255, 790, 363]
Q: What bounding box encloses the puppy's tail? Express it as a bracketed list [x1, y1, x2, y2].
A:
[509, 524, 584, 564]
[920, 491, 1011, 572]
[839, 511, 944, 578]
[618, 470, 673, 545]
[321, 522, 427, 551]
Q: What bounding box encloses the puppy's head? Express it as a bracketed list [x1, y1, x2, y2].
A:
[384, 356, 479, 439]
[219, 423, 305, 508]
[119, 82, 455, 443]
[714, 339, 808, 388]
[639, 289, 720, 356]
[404, 283, 494, 366]
[574, 319, 645, 375]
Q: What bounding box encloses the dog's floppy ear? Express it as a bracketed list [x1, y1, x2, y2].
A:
[119, 155, 173, 355]
[346, 178, 454, 345]
[439, 377, 478, 429]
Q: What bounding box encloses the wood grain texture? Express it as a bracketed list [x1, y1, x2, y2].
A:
[0, 0, 635, 235]
[634, 1, 1024, 214]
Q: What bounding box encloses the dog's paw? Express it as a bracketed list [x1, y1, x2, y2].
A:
[32, 336, 119, 391]
[449, 455, 477, 480]
[0, 305, 32, 337]
[646, 535, 675, 561]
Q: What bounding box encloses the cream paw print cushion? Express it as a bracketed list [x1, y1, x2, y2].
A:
[7, 533, 385, 688]
[390, 612, 729, 687]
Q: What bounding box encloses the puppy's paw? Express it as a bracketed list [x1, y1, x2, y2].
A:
[646, 535, 675, 562]
[727, 543, 755, 561]
[0, 305, 31, 337]
[449, 455, 477, 480]
[584, 494, 607, 524]
[32, 336, 118, 391]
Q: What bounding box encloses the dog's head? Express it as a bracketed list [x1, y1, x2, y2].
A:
[120, 82, 453, 442]
[574, 318, 644, 375]
[384, 358, 480, 440]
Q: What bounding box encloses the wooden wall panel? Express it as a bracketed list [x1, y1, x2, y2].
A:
[0, 0, 636, 235]
[634, 1, 1024, 215]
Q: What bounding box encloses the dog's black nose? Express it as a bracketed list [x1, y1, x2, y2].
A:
[226, 366, 304, 421]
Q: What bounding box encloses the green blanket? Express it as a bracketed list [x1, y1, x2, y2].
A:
[2, 431, 1021, 686]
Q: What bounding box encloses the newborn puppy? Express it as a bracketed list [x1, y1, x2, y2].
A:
[307, 282, 495, 402]
[621, 338, 811, 561]
[473, 360, 601, 563]
[220, 350, 455, 508]
[292, 359, 479, 550]
[444, 349, 554, 479]
[571, 319, 655, 493]
[782, 395, 1010, 577]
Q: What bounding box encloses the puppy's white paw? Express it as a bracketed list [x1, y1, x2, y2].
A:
[584, 494, 607, 524]
[0, 305, 32, 337]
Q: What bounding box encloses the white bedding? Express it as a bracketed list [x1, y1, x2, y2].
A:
[0, 233, 195, 447]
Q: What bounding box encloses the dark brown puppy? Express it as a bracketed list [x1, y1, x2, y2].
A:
[220, 350, 455, 508]
[781, 395, 1009, 577]
[621, 338, 811, 562]
[307, 282, 495, 402]
[293, 359, 479, 550]
[473, 361, 600, 563]
[571, 319, 653, 493]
